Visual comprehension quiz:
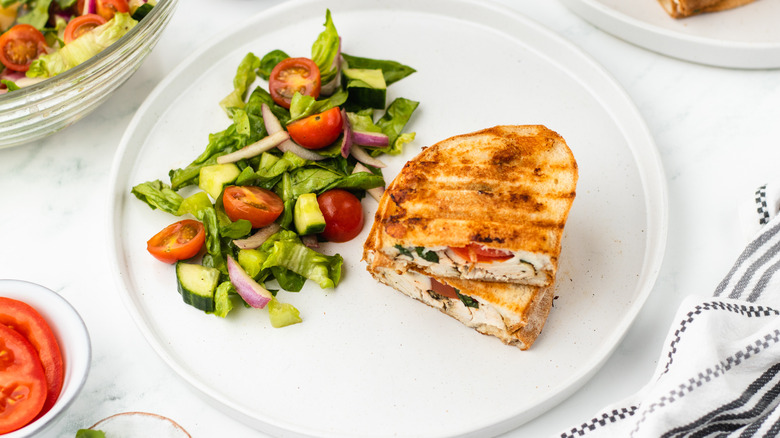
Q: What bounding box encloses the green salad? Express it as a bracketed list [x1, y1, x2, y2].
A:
[132, 10, 419, 327]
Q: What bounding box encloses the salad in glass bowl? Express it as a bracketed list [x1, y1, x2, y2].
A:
[0, 0, 154, 92]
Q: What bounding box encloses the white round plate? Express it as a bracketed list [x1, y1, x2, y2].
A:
[108, 0, 668, 437]
[559, 0, 780, 69]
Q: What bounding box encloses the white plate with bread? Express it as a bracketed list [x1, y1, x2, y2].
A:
[108, 0, 668, 436]
[560, 0, 780, 69]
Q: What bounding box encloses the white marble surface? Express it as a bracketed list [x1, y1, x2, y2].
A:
[1, 0, 778, 437]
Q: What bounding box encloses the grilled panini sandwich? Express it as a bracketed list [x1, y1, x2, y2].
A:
[658, 0, 756, 18]
[365, 125, 578, 287]
[364, 247, 555, 349]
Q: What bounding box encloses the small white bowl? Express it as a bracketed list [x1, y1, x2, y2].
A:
[0, 279, 91, 437]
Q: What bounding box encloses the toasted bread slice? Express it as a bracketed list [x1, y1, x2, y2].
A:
[364, 125, 577, 286]
[364, 251, 554, 350]
[658, 0, 756, 18]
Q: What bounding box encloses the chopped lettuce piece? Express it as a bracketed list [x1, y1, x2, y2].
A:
[219, 52, 261, 115]
[288, 89, 347, 124]
[212, 281, 234, 318]
[262, 240, 342, 289]
[130, 180, 183, 215]
[341, 53, 416, 86]
[27, 13, 138, 78]
[257, 49, 288, 80]
[268, 298, 302, 328]
[15, 0, 52, 29]
[373, 97, 419, 155]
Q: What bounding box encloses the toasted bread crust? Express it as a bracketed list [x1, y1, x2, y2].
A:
[365, 125, 577, 284]
[658, 0, 756, 17]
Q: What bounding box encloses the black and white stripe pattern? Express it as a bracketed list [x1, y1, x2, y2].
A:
[559, 191, 780, 438]
[756, 184, 771, 227]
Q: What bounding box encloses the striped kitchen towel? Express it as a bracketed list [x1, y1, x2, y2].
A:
[558, 185, 780, 438]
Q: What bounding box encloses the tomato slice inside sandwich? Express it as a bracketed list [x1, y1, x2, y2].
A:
[449, 243, 514, 263]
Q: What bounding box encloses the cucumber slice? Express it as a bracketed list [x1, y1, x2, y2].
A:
[176, 262, 220, 312]
[294, 193, 326, 235]
[199, 163, 240, 199]
[343, 68, 387, 109]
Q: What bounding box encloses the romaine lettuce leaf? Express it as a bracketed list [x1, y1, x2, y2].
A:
[15, 0, 52, 29]
[27, 13, 138, 78]
[256, 49, 288, 81]
[340, 53, 416, 86]
[131, 180, 183, 215]
[310, 9, 340, 88]
[373, 97, 419, 155]
[288, 89, 347, 124]
[262, 240, 342, 289]
[219, 52, 261, 115]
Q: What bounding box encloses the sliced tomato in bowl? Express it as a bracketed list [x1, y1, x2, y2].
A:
[146, 219, 206, 264]
[268, 57, 321, 109]
[0, 297, 65, 420]
[96, 0, 129, 20]
[0, 323, 48, 434]
[222, 186, 284, 229]
[64, 14, 107, 44]
[0, 24, 47, 72]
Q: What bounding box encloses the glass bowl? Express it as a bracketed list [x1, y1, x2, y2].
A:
[0, 0, 178, 149]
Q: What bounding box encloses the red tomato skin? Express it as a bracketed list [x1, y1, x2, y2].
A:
[0, 24, 47, 72]
[96, 0, 129, 20]
[317, 189, 364, 243]
[222, 186, 284, 228]
[449, 244, 514, 263]
[146, 219, 206, 264]
[268, 57, 321, 109]
[0, 324, 47, 434]
[0, 297, 64, 419]
[64, 14, 106, 44]
[430, 278, 459, 299]
[287, 107, 343, 150]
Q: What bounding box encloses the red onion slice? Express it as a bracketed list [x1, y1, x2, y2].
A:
[352, 162, 385, 201]
[340, 108, 352, 158]
[350, 145, 386, 168]
[301, 234, 319, 249]
[227, 255, 273, 309]
[261, 104, 326, 161]
[216, 131, 289, 164]
[352, 130, 389, 147]
[82, 0, 97, 15]
[232, 223, 281, 250]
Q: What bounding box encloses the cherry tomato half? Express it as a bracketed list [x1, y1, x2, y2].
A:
[268, 57, 321, 109]
[96, 0, 129, 20]
[287, 107, 343, 150]
[449, 243, 514, 263]
[317, 189, 364, 243]
[146, 219, 206, 264]
[0, 297, 64, 420]
[0, 24, 47, 72]
[64, 14, 106, 44]
[222, 186, 284, 229]
[0, 324, 47, 434]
